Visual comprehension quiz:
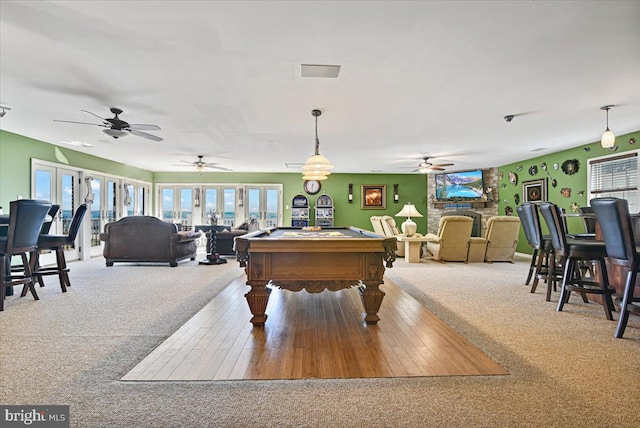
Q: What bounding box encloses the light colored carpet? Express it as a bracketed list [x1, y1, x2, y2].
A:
[1, 255, 638, 427]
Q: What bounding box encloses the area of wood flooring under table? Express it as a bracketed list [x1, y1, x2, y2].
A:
[122, 276, 508, 381]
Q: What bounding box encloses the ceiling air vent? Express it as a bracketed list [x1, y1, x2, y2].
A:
[301, 64, 341, 78]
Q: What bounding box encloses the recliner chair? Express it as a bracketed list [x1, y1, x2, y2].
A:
[424, 215, 473, 262]
[483, 216, 521, 263]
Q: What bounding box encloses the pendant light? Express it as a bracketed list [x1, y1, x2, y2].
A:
[302, 109, 333, 180]
[600, 105, 616, 149]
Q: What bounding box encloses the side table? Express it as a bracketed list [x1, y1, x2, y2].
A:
[396, 235, 428, 263]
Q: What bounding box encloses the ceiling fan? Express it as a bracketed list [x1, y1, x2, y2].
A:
[400, 156, 454, 173]
[173, 155, 232, 172]
[54, 107, 163, 141]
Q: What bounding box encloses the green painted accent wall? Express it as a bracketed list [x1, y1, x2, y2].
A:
[497, 130, 640, 254]
[153, 172, 428, 233]
[1, 130, 427, 232]
[0, 130, 153, 210]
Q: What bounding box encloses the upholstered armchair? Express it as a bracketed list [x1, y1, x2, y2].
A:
[370, 215, 418, 257]
[483, 216, 521, 263]
[424, 215, 473, 262]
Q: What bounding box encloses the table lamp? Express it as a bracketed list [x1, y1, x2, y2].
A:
[395, 203, 423, 237]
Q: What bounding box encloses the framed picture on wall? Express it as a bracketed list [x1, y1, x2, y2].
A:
[361, 185, 386, 209]
[522, 178, 547, 203]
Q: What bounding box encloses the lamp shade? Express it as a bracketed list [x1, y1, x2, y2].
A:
[395, 203, 423, 218]
[601, 129, 615, 148]
[302, 154, 334, 171]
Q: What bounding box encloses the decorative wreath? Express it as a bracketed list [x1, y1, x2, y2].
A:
[561, 159, 580, 175]
[528, 165, 538, 176]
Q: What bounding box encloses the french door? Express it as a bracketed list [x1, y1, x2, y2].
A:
[160, 187, 194, 226]
[245, 186, 281, 229]
[32, 164, 82, 263]
[159, 184, 282, 230]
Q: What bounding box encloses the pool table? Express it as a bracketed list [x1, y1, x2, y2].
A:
[234, 227, 397, 326]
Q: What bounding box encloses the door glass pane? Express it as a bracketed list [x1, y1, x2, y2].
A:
[266, 189, 279, 228]
[162, 188, 174, 221]
[247, 188, 260, 220]
[91, 178, 102, 246]
[107, 181, 117, 221]
[60, 173, 75, 242]
[180, 188, 192, 226]
[125, 183, 135, 216]
[204, 188, 218, 223]
[35, 170, 52, 202]
[223, 188, 236, 227]
[138, 187, 145, 215]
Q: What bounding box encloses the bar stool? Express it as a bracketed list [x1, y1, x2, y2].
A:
[516, 203, 556, 300]
[32, 203, 87, 292]
[539, 202, 616, 320]
[591, 197, 640, 338]
[0, 199, 51, 311]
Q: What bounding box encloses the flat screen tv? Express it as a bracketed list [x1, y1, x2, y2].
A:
[435, 169, 484, 200]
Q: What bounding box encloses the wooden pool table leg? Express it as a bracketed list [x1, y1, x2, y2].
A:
[359, 282, 385, 325]
[245, 281, 271, 326]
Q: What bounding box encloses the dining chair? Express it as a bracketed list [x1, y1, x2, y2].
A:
[539, 202, 616, 320]
[32, 203, 87, 292]
[590, 197, 640, 338]
[0, 199, 51, 311]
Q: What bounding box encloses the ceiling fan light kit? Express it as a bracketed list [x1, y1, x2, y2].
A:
[413, 156, 454, 174]
[302, 109, 333, 181]
[600, 105, 616, 149]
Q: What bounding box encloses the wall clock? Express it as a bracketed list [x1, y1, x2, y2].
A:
[303, 180, 321, 195]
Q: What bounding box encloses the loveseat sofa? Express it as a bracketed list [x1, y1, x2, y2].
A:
[100, 216, 201, 267]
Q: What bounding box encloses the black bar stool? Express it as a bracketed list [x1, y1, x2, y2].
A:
[32, 204, 87, 292]
[517, 203, 556, 300]
[539, 202, 616, 320]
[0, 199, 51, 311]
[591, 197, 640, 338]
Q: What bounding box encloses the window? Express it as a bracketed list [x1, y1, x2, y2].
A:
[588, 151, 639, 212]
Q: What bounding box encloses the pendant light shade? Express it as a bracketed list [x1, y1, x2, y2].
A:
[302, 109, 333, 180]
[600, 105, 616, 149]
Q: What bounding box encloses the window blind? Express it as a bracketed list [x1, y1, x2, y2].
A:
[589, 152, 639, 211]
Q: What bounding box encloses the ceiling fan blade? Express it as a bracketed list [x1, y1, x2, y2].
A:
[128, 123, 161, 131]
[81, 109, 109, 123]
[53, 119, 105, 127]
[179, 160, 195, 164]
[207, 166, 233, 171]
[430, 167, 446, 171]
[434, 163, 454, 167]
[128, 129, 163, 142]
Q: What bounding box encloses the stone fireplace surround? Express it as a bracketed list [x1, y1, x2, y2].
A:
[426, 168, 499, 237]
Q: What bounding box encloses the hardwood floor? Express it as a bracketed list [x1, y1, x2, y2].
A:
[122, 277, 508, 381]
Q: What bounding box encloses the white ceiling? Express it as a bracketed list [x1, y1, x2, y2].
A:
[1, 1, 639, 174]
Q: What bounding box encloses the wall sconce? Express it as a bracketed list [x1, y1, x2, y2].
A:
[348, 183, 353, 203]
[393, 184, 399, 203]
[84, 176, 95, 204]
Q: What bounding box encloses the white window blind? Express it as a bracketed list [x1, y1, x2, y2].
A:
[589, 152, 639, 212]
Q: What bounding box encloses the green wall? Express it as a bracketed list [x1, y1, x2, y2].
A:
[1, 130, 427, 233]
[498, 130, 640, 254]
[6, 127, 640, 240]
[153, 173, 427, 233]
[0, 130, 153, 210]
